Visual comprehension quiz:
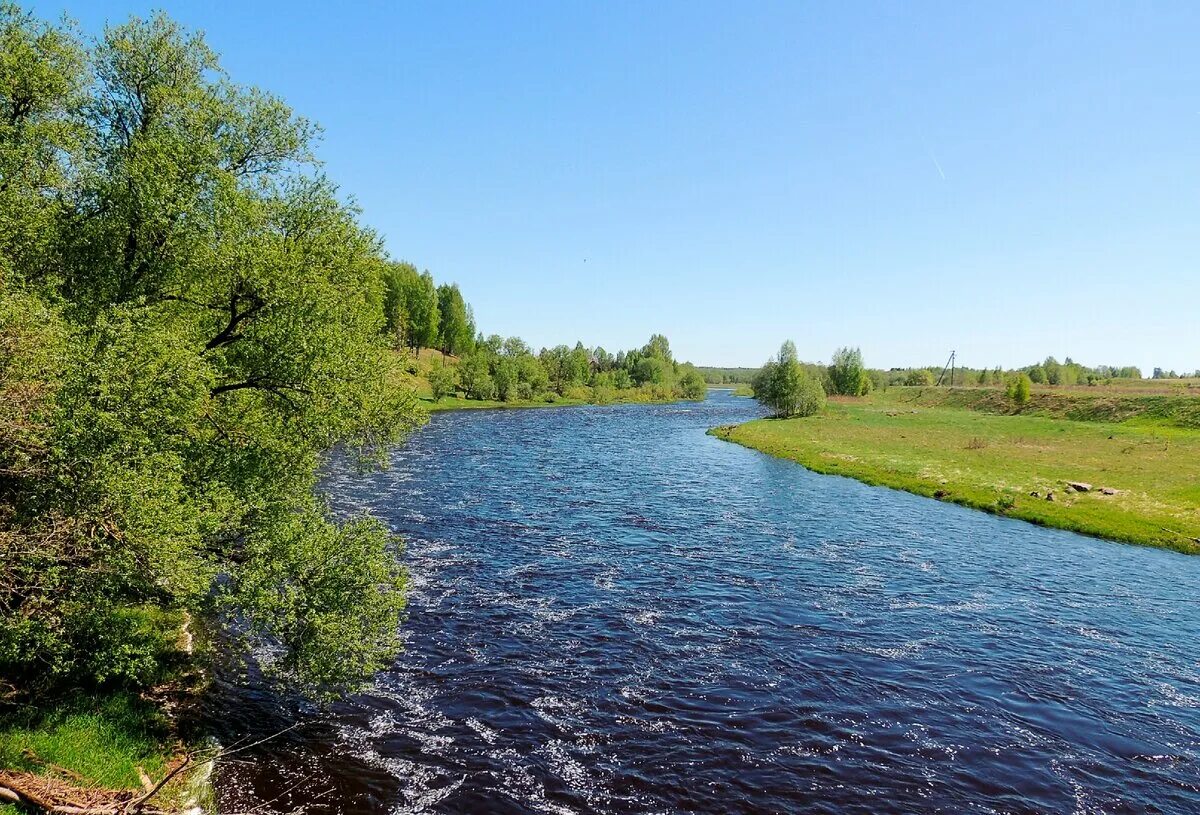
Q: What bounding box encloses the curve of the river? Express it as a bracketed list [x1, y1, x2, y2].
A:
[205, 391, 1200, 814]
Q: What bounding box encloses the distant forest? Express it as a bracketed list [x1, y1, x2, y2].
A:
[380, 261, 707, 404]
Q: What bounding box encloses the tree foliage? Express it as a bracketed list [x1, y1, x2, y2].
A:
[382, 262, 438, 350]
[828, 347, 871, 396]
[429, 332, 705, 405]
[0, 8, 423, 698]
[904, 368, 935, 386]
[1006, 372, 1032, 406]
[752, 341, 826, 417]
[436, 283, 474, 356]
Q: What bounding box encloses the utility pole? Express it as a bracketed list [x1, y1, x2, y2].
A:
[935, 350, 956, 387]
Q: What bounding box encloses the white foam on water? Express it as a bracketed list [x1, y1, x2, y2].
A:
[465, 717, 499, 744]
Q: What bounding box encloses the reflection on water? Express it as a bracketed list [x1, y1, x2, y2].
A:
[203, 392, 1200, 814]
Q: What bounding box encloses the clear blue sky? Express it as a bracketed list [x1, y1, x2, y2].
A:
[33, 1, 1200, 371]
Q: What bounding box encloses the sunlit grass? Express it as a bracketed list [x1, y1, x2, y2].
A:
[713, 393, 1200, 553]
[0, 692, 173, 790]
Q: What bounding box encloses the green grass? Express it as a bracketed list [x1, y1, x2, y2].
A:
[712, 396, 1200, 553]
[881, 385, 1200, 429]
[0, 692, 174, 790]
[0, 607, 205, 805]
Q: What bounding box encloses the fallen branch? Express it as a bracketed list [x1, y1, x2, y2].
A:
[1159, 526, 1200, 545]
[0, 773, 170, 815]
[123, 757, 190, 813]
[0, 721, 306, 815]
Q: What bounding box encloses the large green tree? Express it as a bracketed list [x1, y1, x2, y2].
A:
[0, 8, 422, 698]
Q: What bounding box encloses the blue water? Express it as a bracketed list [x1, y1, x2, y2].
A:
[209, 391, 1200, 814]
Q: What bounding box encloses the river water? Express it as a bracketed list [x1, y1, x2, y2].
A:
[205, 391, 1200, 814]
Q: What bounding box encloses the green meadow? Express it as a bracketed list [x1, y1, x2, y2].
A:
[712, 388, 1200, 554]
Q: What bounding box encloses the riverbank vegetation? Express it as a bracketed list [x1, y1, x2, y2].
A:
[697, 366, 759, 385]
[720, 341, 1200, 552]
[400, 335, 707, 409]
[0, 5, 428, 802]
[751, 342, 825, 417]
[374, 235, 704, 410]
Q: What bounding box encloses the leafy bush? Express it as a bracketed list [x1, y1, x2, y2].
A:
[427, 363, 458, 401]
[678, 369, 707, 400]
[905, 369, 935, 386]
[753, 341, 827, 417]
[458, 353, 495, 400]
[1006, 372, 1033, 406]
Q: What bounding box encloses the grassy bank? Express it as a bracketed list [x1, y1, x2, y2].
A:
[711, 394, 1200, 553]
[1, 694, 174, 788]
[0, 611, 208, 810]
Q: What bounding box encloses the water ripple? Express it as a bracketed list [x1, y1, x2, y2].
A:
[204, 393, 1200, 814]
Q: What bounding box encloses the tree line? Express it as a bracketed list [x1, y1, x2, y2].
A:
[378, 261, 707, 404]
[429, 331, 708, 404]
[888, 357, 1165, 388]
[748, 344, 1185, 418]
[381, 262, 476, 357]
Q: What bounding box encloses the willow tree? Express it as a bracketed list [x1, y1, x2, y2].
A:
[0, 8, 422, 698]
[828, 346, 871, 396]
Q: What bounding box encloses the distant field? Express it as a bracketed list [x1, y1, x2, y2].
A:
[879, 385, 1200, 429]
[1055, 377, 1200, 395]
[713, 390, 1200, 553]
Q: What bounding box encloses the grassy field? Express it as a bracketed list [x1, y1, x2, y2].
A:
[712, 391, 1200, 553]
[885, 385, 1200, 429]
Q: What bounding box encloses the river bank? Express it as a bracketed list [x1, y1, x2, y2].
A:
[0, 612, 211, 813]
[421, 391, 700, 412]
[711, 391, 1200, 553]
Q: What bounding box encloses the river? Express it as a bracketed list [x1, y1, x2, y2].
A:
[204, 390, 1200, 814]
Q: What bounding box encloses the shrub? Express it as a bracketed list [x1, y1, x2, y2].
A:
[678, 369, 706, 400]
[904, 369, 935, 386]
[428, 364, 458, 401]
[1006, 372, 1032, 406]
